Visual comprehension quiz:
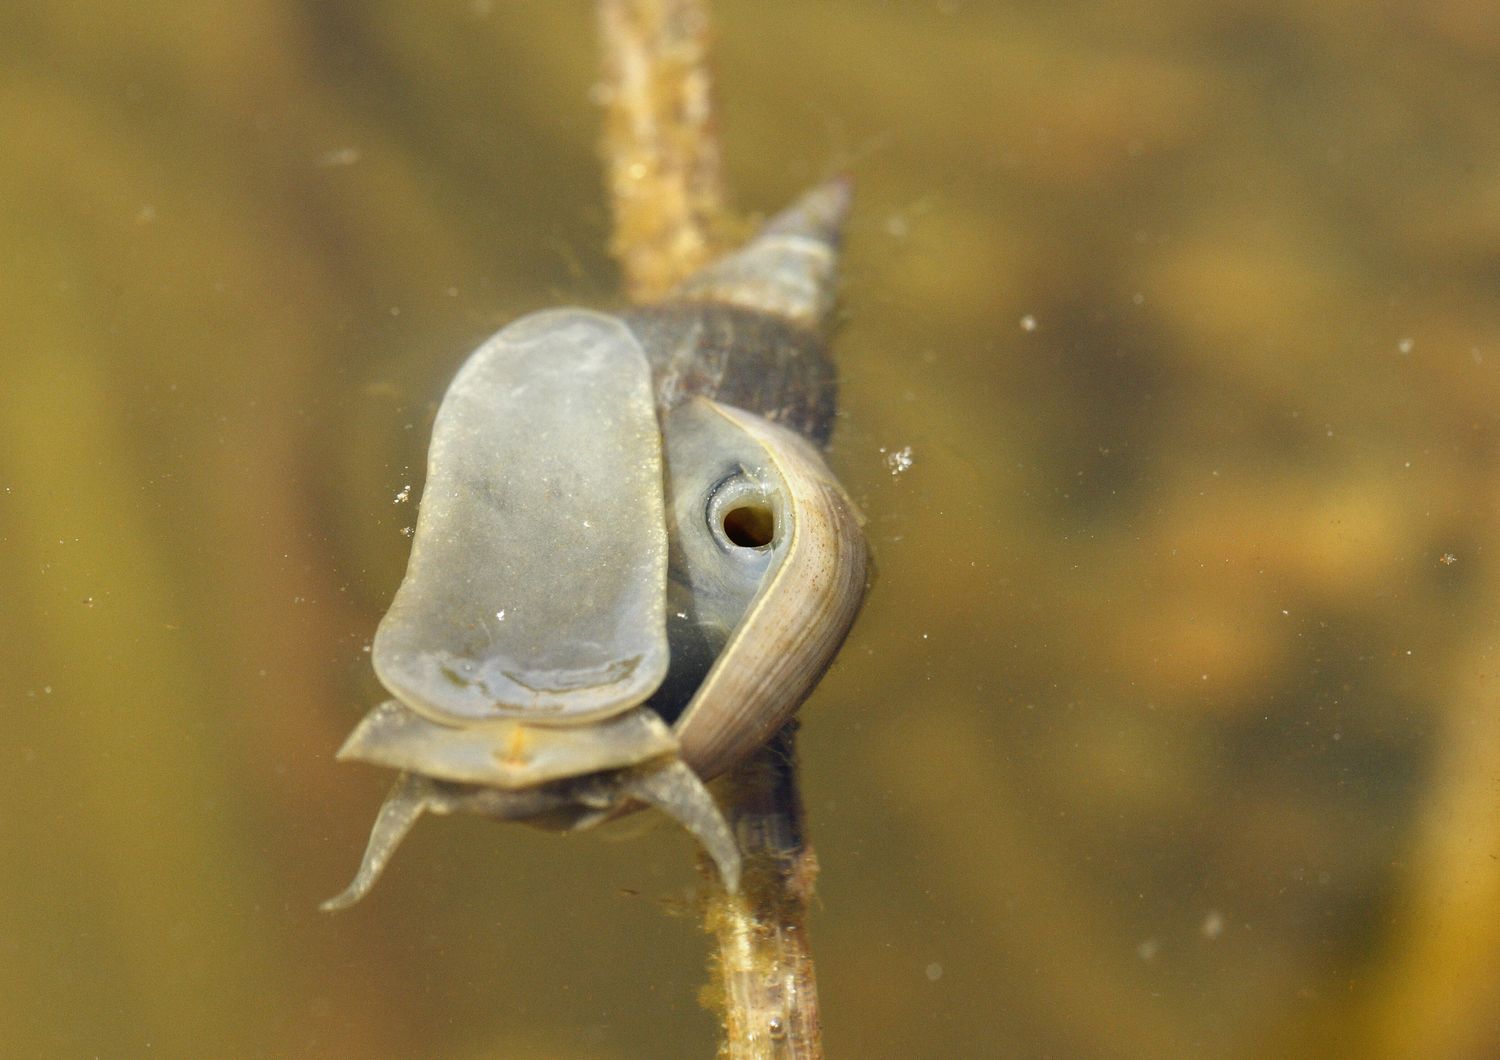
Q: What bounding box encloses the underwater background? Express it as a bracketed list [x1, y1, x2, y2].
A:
[3, 1, 1500, 1056]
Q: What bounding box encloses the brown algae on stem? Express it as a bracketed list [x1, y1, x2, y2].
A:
[702, 726, 824, 1059]
[596, 0, 734, 300]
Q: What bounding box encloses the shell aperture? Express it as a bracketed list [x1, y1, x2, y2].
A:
[669, 404, 868, 782]
[371, 308, 670, 726]
[648, 397, 796, 727]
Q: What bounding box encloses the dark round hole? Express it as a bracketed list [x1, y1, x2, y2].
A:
[722, 503, 774, 548]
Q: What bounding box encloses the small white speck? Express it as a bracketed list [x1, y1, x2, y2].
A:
[1440, 552, 1458, 566]
[135, 205, 157, 225]
[1137, 938, 1160, 961]
[1019, 314, 1038, 332]
[1131, 292, 1145, 306]
[675, 611, 688, 620]
[495, 610, 506, 621]
[394, 485, 411, 503]
[400, 526, 414, 537]
[1201, 911, 1224, 939]
[1397, 337, 1414, 354]
[582, 520, 592, 529]
[924, 962, 943, 981]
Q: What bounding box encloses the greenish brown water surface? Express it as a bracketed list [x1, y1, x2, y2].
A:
[4, 2, 1500, 1056]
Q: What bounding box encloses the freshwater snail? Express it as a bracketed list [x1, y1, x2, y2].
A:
[324, 180, 867, 911]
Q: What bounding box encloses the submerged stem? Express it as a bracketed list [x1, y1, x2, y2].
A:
[596, 4, 826, 1056]
[596, 0, 731, 301]
[704, 726, 824, 1059]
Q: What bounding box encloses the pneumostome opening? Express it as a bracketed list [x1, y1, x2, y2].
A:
[722, 502, 775, 548]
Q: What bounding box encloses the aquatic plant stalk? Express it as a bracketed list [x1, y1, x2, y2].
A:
[596, 2, 826, 1056]
[596, 0, 732, 302]
[703, 726, 824, 1058]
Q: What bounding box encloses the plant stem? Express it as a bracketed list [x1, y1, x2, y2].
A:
[595, 4, 825, 1056]
[704, 726, 824, 1059]
[596, 0, 731, 301]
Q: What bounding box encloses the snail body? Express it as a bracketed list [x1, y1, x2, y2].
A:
[324, 182, 865, 911]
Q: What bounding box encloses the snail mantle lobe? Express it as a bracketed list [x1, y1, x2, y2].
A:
[324, 181, 867, 911]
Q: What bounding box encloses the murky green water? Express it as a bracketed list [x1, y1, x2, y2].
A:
[5, 2, 1500, 1056]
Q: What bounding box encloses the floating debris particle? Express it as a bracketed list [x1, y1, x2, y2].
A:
[879, 445, 914, 477]
[316, 147, 361, 167]
[1201, 911, 1224, 940]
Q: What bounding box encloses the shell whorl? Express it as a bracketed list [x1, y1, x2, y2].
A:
[669, 177, 851, 333]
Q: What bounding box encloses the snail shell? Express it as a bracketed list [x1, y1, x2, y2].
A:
[324, 181, 865, 910]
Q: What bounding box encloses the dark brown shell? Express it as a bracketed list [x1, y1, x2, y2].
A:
[623, 176, 852, 445]
[623, 302, 837, 446]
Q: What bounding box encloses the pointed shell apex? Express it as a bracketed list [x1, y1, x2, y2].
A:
[669, 179, 851, 330]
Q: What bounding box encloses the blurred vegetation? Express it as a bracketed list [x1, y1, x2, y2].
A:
[2, 1, 1499, 1057]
